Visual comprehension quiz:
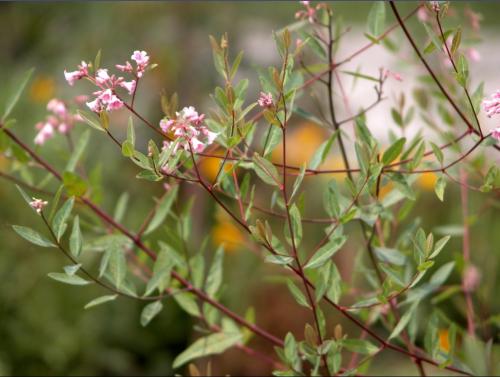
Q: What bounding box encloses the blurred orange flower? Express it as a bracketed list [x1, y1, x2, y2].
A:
[29, 76, 55, 103]
[212, 210, 245, 252]
[199, 152, 234, 182]
[271, 121, 327, 166]
[438, 329, 450, 353]
[417, 172, 438, 191]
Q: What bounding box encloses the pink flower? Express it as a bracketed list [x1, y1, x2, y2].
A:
[131, 50, 150, 66]
[295, 1, 316, 23]
[430, 1, 440, 12]
[159, 106, 217, 155]
[160, 118, 175, 133]
[258, 92, 274, 108]
[417, 6, 429, 22]
[119, 80, 136, 95]
[29, 198, 48, 214]
[491, 127, 500, 141]
[47, 99, 67, 116]
[64, 70, 83, 86]
[34, 122, 55, 145]
[105, 95, 124, 111]
[466, 48, 481, 62]
[64, 61, 89, 86]
[482, 90, 500, 118]
[462, 265, 481, 293]
[95, 69, 111, 85]
[86, 98, 103, 113]
[383, 69, 403, 82]
[116, 61, 133, 73]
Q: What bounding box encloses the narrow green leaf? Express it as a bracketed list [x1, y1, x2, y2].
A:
[69, 215, 83, 258]
[429, 235, 450, 259]
[287, 280, 310, 308]
[435, 175, 446, 202]
[389, 302, 419, 340]
[113, 192, 129, 223]
[253, 152, 281, 187]
[47, 272, 91, 286]
[2, 68, 34, 121]
[144, 186, 179, 235]
[121, 140, 135, 157]
[367, 2, 386, 37]
[144, 248, 174, 296]
[450, 27, 461, 56]
[66, 130, 90, 173]
[304, 236, 347, 270]
[288, 204, 303, 247]
[172, 332, 242, 369]
[52, 197, 74, 241]
[140, 300, 163, 327]
[309, 132, 338, 169]
[12, 225, 55, 248]
[382, 138, 406, 165]
[342, 339, 378, 355]
[108, 240, 127, 290]
[77, 110, 105, 132]
[205, 246, 224, 298]
[84, 294, 118, 310]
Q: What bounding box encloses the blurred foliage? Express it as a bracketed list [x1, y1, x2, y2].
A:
[1, 2, 500, 376]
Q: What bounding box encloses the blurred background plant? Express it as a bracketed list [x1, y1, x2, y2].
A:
[0, 2, 499, 376]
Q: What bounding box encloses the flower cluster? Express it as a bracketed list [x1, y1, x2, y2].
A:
[34, 98, 83, 145]
[29, 198, 48, 214]
[64, 50, 150, 113]
[482, 90, 500, 118]
[295, 1, 317, 23]
[257, 92, 274, 108]
[159, 106, 217, 153]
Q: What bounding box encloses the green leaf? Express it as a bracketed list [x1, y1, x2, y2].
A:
[450, 27, 461, 56]
[65, 130, 90, 173]
[434, 175, 446, 202]
[2, 67, 34, 121]
[288, 204, 303, 247]
[47, 272, 91, 286]
[15, 184, 32, 206]
[144, 186, 179, 235]
[374, 247, 407, 266]
[309, 132, 338, 169]
[205, 246, 224, 298]
[12, 225, 55, 248]
[304, 236, 347, 270]
[429, 235, 450, 259]
[108, 240, 127, 290]
[52, 197, 74, 242]
[63, 172, 88, 197]
[84, 294, 118, 310]
[342, 339, 378, 355]
[140, 300, 163, 327]
[69, 216, 83, 258]
[121, 140, 135, 157]
[174, 292, 201, 317]
[77, 110, 105, 132]
[429, 261, 455, 287]
[455, 54, 469, 87]
[423, 23, 442, 55]
[287, 280, 310, 308]
[367, 2, 386, 37]
[382, 138, 406, 165]
[172, 332, 242, 369]
[253, 153, 281, 187]
[263, 126, 282, 158]
[63, 263, 81, 276]
[430, 142, 443, 165]
[113, 192, 129, 223]
[389, 302, 419, 340]
[145, 247, 174, 296]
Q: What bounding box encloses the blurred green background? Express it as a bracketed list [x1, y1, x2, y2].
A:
[0, 2, 499, 376]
